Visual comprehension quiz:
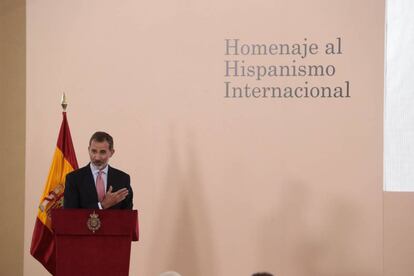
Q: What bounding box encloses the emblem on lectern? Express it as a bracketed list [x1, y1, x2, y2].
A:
[87, 211, 101, 233]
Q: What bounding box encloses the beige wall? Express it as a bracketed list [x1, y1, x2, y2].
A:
[23, 1, 386, 276]
[0, 0, 26, 275]
[384, 193, 414, 276]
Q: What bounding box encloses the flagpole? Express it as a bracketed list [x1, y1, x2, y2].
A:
[31, 91, 78, 274]
[61, 92, 67, 111]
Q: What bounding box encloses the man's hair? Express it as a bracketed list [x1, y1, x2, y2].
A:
[252, 273, 273, 276]
[89, 131, 114, 150]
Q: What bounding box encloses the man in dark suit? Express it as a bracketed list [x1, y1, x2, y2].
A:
[64, 131, 133, 209]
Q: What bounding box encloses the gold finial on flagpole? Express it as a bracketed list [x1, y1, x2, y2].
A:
[61, 92, 67, 111]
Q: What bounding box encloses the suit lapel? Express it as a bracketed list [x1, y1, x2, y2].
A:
[107, 165, 113, 192]
[84, 164, 99, 202]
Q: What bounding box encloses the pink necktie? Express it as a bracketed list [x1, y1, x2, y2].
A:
[96, 170, 106, 202]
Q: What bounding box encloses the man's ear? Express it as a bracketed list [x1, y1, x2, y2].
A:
[110, 149, 115, 157]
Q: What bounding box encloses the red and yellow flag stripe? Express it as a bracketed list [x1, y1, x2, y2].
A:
[31, 112, 78, 274]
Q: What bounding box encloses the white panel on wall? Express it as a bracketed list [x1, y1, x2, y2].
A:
[385, 0, 414, 191]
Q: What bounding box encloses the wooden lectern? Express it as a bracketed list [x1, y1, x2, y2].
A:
[52, 209, 139, 276]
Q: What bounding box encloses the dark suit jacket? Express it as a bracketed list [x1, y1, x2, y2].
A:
[64, 164, 133, 209]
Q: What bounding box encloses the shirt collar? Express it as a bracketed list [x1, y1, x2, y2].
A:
[90, 163, 109, 175]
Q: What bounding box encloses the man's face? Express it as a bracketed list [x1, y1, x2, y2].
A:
[88, 140, 114, 169]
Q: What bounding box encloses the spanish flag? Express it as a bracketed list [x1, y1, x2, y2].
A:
[30, 112, 78, 274]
